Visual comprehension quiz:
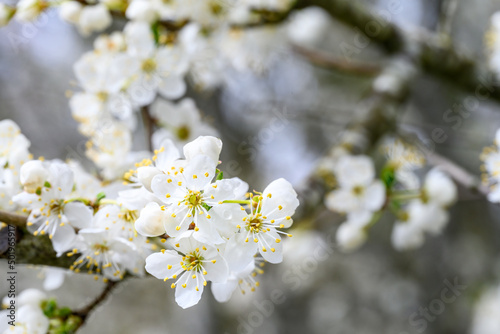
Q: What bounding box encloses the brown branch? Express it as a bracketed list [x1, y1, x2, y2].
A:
[426, 151, 489, 198]
[0, 210, 27, 228]
[437, 0, 459, 36]
[72, 280, 123, 331]
[295, 55, 415, 220]
[297, 0, 500, 102]
[291, 44, 382, 76]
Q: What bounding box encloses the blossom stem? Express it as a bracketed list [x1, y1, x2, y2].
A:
[73, 279, 123, 327]
[390, 191, 421, 201]
[99, 199, 118, 205]
[222, 200, 252, 205]
[65, 198, 91, 205]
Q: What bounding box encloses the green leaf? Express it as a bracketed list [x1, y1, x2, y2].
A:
[44, 181, 52, 188]
[380, 165, 396, 189]
[55, 307, 72, 318]
[42, 299, 58, 317]
[151, 22, 160, 45]
[201, 203, 212, 211]
[36, 187, 42, 196]
[216, 171, 223, 181]
[96, 192, 106, 202]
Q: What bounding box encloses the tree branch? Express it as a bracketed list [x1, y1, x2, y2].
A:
[298, 0, 500, 102]
[425, 151, 489, 198]
[72, 280, 123, 332]
[0, 210, 27, 228]
[291, 44, 382, 76]
[295, 55, 416, 220]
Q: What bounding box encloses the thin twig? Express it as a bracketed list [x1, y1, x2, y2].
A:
[296, 0, 500, 102]
[291, 44, 382, 76]
[437, 0, 459, 36]
[426, 151, 490, 197]
[73, 280, 121, 323]
[0, 210, 27, 228]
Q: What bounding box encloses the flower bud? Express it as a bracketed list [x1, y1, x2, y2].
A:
[126, 0, 158, 23]
[59, 1, 82, 24]
[78, 4, 112, 36]
[15, 0, 48, 22]
[336, 223, 367, 252]
[137, 166, 161, 191]
[18, 288, 47, 307]
[183, 136, 222, 165]
[135, 202, 167, 237]
[20, 160, 48, 194]
[0, 3, 15, 27]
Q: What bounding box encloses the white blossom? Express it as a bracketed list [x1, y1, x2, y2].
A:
[77, 4, 112, 36]
[59, 1, 82, 24]
[287, 7, 331, 47]
[0, 3, 15, 26]
[14, 161, 92, 255]
[325, 155, 386, 214]
[151, 99, 219, 150]
[145, 232, 229, 308]
[15, 0, 47, 22]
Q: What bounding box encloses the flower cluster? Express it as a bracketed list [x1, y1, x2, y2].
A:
[1, 0, 336, 186]
[12, 155, 153, 281]
[323, 137, 457, 252]
[128, 136, 299, 308]
[1, 289, 49, 334]
[6, 120, 299, 307]
[481, 128, 500, 202]
[486, 12, 500, 74]
[0, 120, 32, 211]
[1, 289, 82, 333]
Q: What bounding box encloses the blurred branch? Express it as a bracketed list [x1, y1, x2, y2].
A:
[73, 280, 121, 324]
[437, 0, 459, 36]
[298, 0, 500, 102]
[0, 210, 27, 228]
[295, 56, 416, 220]
[291, 44, 382, 76]
[426, 151, 489, 197]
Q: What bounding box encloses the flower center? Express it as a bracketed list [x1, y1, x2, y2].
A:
[186, 190, 203, 207]
[210, 1, 223, 15]
[122, 209, 139, 223]
[141, 58, 157, 73]
[96, 91, 108, 101]
[352, 185, 364, 196]
[182, 251, 204, 272]
[246, 215, 263, 233]
[92, 243, 109, 253]
[176, 125, 190, 141]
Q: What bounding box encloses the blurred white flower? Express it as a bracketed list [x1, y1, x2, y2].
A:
[325, 155, 386, 214]
[336, 211, 372, 252]
[59, 1, 82, 24]
[126, 0, 158, 22]
[151, 99, 219, 149]
[77, 4, 112, 36]
[15, 0, 47, 22]
[0, 3, 15, 26]
[470, 284, 500, 334]
[287, 7, 331, 47]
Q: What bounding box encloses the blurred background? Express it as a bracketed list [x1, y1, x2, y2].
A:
[2, 0, 500, 333]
